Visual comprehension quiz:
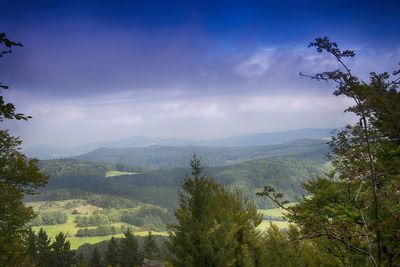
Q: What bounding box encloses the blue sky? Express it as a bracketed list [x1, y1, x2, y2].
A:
[1, 0, 399, 147]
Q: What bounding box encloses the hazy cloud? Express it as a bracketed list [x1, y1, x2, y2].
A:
[1, 0, 398, 147]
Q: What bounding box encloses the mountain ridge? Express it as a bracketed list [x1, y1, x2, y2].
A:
[25, 128, 333, 159]
[73, 138, 329, 169]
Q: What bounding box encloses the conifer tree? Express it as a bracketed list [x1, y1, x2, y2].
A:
[105, 237, 120, 267]
[119, 230, 139, 267]
[25, 229, 38, 265]
[36, 228, 51, 267]
[49, 232, 76, 267]
[76, 253, 90, 267]
[143, 231, 159, 260]
[168, 155, 263, 267]
[90, 247, 104, 267]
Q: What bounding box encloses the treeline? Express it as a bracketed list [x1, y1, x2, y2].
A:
[87, 231, 163, 267]
[75, 225, 128, 237]
[26, 189, 139, 209]
[28, 211, 68, 226]
[38, 159, 146, 178]
[77, 232, 169, 266]
[74, 214, 109, 227]
[25, 229, 76, 266]
[30, 155, 329, 212]
[27, 228, 165, 267]
[73, 205, 171, 232]
[73, 139, 329, 168]
[167, 156, 342, 266]
[77, 206, 171, 231]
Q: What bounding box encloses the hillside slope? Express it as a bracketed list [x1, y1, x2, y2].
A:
[32, 155, 330, 210]
[73, 139, 329, 169]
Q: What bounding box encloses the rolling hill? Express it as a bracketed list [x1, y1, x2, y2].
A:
[73, 138, 329, 169]
[24, 128, 332, 159]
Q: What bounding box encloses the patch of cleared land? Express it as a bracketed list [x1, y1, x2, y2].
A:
[27, 199, 296, 248]
[105, 170, 139, 177]
[259, 220, 290, 230]
[27, 199, 102, 214]
[258, 202, 297, 230]
[27, 200, 167, 249]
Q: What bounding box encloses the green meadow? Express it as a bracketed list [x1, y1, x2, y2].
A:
[28, 200, 167, 249]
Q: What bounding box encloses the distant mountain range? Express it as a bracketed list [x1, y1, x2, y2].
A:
[24, 128, 333, 159]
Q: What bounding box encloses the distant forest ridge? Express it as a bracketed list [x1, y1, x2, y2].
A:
[32, 156, 330, 211]
[25, 127, 333, 159]
[29, 138, 332, 212]
[73, 138, 329, 169]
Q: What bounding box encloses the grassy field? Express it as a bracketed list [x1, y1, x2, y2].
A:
[258, 202, 298, 230]
[259, 207, 286, 218]
[105, 170, 139, 177]
[31, 213, 168, 249]
[259, 220, 290, 230]
[27, 199, 294, 249]
[28, 200, 167, 249]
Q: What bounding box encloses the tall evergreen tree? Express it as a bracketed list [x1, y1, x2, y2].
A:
[25, 229, 38, 266]
[168, 155, 263, 267]
[143, 231, 159, 260]
[105, 237, 120, 267]
[49, 232, 76, 267]
[36, 228, 51, 267]
[119, 230, 139, 267]
[90, 247, 104, 267]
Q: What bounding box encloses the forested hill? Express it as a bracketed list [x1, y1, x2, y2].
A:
[33, 155, 330, 210]
[73, 138, 329, 169]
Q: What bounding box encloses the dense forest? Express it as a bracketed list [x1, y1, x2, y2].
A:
[30, 152, 329, 210]
[73, 138, 329, 168]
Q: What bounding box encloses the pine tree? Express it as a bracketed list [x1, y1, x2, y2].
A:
[36, 228, 51, 267]
[25, 229, 38, 265]
[119, 230, 139, 267]
[49, 232, 76, 267]
[143, 231, 159, 260]
[105, 237, 120, 267]
[90, 247, 104, 267]
[168, 155, 263, 267]
[26, 230, 38, 261]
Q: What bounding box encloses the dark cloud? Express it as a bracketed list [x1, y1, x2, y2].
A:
[0, 0, 399, 146]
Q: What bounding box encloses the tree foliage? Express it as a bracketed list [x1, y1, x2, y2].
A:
[259, 37, 400, 266]
[90, 247, 104, 267]
[119, 230, 139, 267]
[143, 231, 159, 260]
[0, 32, 48, 266]
[104, 237, 119, 267]
[0, 33, 29, 121]
[25, 228, 76, 267]
[167, 155, 263, 267]
[49, 232, 76, 267]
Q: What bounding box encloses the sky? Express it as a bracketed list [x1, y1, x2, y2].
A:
[1, 0, 399, 148]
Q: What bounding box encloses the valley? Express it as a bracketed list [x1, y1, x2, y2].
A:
[26, 138, 330, 249]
